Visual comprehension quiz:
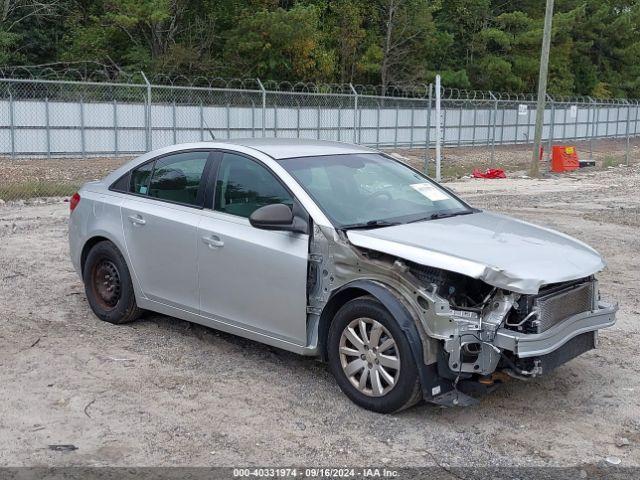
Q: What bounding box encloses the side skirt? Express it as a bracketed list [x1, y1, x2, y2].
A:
[137, 298, 319, 356]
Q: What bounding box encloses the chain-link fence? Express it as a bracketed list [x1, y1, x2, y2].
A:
[1, 75, 639, 200]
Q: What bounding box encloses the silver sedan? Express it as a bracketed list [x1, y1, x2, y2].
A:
[69, 139, 617, 412]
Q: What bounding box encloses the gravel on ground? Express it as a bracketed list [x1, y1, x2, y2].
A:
[0, 157, 639, 468]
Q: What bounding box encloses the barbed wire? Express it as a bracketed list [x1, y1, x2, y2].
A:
[0, 63, 637, 104]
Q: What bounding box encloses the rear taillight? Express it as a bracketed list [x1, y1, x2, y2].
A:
[70, 192, 81, 213]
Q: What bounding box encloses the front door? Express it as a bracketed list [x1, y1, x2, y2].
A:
[121, 150, 212, 311]
[197, 152, 309, 345]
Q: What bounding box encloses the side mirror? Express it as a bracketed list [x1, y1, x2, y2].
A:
[250, 203, 296, 230]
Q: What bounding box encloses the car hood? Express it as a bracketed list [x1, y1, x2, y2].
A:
[346, 211, 605, 294]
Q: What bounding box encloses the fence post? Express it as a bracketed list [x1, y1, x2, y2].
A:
[8, 88, 15, 159]
[113, 99, 119, 156]
[296, 99, 301, 139]
[625, 101, 631, 165]
[409, 105, 414, 147]
[455, 104, 461, 146]
[250, 100, 256, 138]
[435, 74, 441, 182]
[394, 103, 399, 148]
[425, 83, 432, 173]
[489, 91, 498, 163]
[172, 100, 177, 144]
[45, 97, 51, 159]
[257, 78, 266, 138]
[588, 97, 596, 161]
[80, 96, 86, 158]
[274, 102, 278, 138]
[337, 102, 342, 142]
[200, 101, 205, 141]
[485, 96, 491, 147]
[514, 102, 520, 144]
[471, 102, 477, 147]
[500, 105, 505, 144]
[375, 100, 381, 148]
[562, 101, 568, 139]
[141, 71, 152, 151]
[349, 83, 358, 144]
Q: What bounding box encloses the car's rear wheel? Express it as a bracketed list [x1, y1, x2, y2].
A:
[327, 296, 421, 413]
[83, 240, 142, 324]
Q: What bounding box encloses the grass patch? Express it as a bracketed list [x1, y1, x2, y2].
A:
[601, 156, 617, 169]
[0, 182, 80, 201]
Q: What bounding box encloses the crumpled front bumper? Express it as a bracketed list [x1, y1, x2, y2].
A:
[493, 301, 618, 358]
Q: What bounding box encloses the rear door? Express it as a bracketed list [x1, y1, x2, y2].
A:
[120, 150, 214, 312]
[197, 151, 310, 345]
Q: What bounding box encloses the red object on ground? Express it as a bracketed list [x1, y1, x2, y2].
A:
[551, 145, 579, 172]
[472, 168, 506, 179]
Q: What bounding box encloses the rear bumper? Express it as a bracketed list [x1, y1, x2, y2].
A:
[493, 301, 617, 358]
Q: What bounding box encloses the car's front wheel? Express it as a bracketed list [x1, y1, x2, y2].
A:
[327, 296, 421, 413]
[83, 240, 142, 324]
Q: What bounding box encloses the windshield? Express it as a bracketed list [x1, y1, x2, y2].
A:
[279, 153, 472, 228]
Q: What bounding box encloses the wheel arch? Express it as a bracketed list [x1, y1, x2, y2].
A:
[317, 285, 371, 361]
[318, 279, 442, 399]
[80, 235, 111, 274]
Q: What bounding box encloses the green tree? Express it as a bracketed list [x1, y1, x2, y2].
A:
[222, 4, 334, 81]
[1, 0, 639, 97]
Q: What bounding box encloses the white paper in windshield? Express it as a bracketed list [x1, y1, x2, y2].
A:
[410, 183, 449, 201]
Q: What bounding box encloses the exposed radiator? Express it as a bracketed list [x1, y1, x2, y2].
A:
[532, 281, 595, 333]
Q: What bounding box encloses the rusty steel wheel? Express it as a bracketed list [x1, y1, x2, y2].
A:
[83, 240, 142, 324]
[91, 258, 122, 309]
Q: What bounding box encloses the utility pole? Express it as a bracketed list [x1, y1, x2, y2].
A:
[435, 74, 441, 181]
[530, 0, 555, 177]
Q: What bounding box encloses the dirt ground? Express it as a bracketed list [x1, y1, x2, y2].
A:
[0, 160, 639, 469]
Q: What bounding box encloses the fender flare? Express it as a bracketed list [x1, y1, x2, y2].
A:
[320, 279, 445, 400]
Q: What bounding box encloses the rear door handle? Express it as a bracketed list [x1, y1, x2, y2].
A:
[201, 234, 224, 249]
[128, 214, 146, 226]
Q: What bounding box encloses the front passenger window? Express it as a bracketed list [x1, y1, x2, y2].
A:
[214, 153, 293, 219]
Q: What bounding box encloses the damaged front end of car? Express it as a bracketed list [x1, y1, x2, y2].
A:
[307, 223, 618, 407]
[417, 265, 617, 405]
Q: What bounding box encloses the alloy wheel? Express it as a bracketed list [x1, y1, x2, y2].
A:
[338, 317, 401, 397]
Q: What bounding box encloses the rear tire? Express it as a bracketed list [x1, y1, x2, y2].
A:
[83, 240, 142, 324]
[327, 296, 421, 413]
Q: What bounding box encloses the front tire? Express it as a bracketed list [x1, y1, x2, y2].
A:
[327, 297, 421, 413]
[83, 240, 142, 324]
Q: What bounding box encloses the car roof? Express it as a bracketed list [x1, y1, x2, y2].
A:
[222, 138, 375, 159]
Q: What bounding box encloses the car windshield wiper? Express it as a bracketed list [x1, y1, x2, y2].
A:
[408, 209, 476, 223]
[341, 219, 401, 230]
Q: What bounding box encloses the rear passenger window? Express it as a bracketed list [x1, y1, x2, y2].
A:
[128, 151, 209, 206]
[214, 153, 293, 218]
[130, 162, 153, 194]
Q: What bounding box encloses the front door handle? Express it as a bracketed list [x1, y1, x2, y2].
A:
[128, 214, 146, 226]
[201, 234, 224, 249]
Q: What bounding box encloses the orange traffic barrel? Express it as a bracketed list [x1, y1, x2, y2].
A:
[551, 146, 579, 172]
